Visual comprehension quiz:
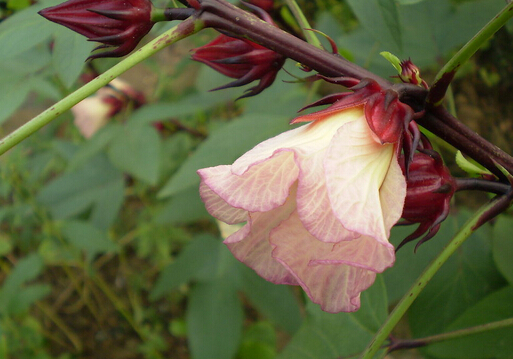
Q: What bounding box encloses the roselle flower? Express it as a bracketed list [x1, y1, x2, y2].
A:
[191, 33, 285, 98]
[38, 0, 154, 59]
[198, 79, 414, 312]
[397, 150, 455, 251]
[72, 78, 145, 138]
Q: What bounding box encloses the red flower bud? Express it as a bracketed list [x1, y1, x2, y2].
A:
[397, 59, 428, 88]
[191, 34, 285, 98]
[38, 0, 154, 59]
[398, 150, 455, 251]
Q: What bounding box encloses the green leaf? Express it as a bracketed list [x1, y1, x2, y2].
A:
[150, 235, 221, 300]
[0, 0, 59, 60]
[492, 216, 513, 285]
[107, 123, 161, 185]
[380, 51, 402, 73]
[238, 322, 277, 359]
[61, 220, 119, 262]
[385, 223, 449, 304]
[37, 154, 124, 229]
[158, 113, 292, 197]
[155, 187, 209, 225]
[336, 0, 503, 78]
[8, 284, 51, 315]
[52, 26, 95, 88]
[455, 150, 492, 176]
[407, 211, 506, 338]
[0, 77, 32, 124]
[187, 278, 243, 359]
[240, 266, 302, 334]
[277, 276, 388, 359]
[347, 0, 402, 53]
[0, 253, 44, 315]
[68, 124, 122, 171]
[427, 286, 513, 359]
[128, 93, 233, 126]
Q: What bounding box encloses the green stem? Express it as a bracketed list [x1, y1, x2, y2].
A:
[428, 2, 513, 105]
[0, 17, 204, 156]
[284, 0, 323, 49]
[390, 317, 513, 352]
[359, 199, 499, 359]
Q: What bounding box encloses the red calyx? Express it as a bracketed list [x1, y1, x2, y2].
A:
[39, 0, 154, 59]
[398, 150, 456, 251]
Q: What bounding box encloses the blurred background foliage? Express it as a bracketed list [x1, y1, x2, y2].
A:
[1, 0, 513, 358]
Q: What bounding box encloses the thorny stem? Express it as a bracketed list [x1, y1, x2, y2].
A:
[359, 198, 501, 359]
[388, 317, 513, 353]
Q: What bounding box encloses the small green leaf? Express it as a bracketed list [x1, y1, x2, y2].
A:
[380, 51, 402, 73]
[455, 151, 493, 177]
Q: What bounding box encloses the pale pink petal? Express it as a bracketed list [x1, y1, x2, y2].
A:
[198, 171, 248, 224]
[72, 96, 111, 138]
[231, 107, 362, 175]
[270, 211, 394, 313]
[324, 117, 401, 243]
[225, 186, 298, 285]
[379, 152, 407, 231]
[199, 152, 298, 212]
[295, 151, 358, 242]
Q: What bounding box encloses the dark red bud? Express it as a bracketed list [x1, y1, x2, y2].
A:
[39, 0, 154, 59]
[191, 34, 285, 98]
[398, 150, 456, 251]
[396, 59, 428, 88]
